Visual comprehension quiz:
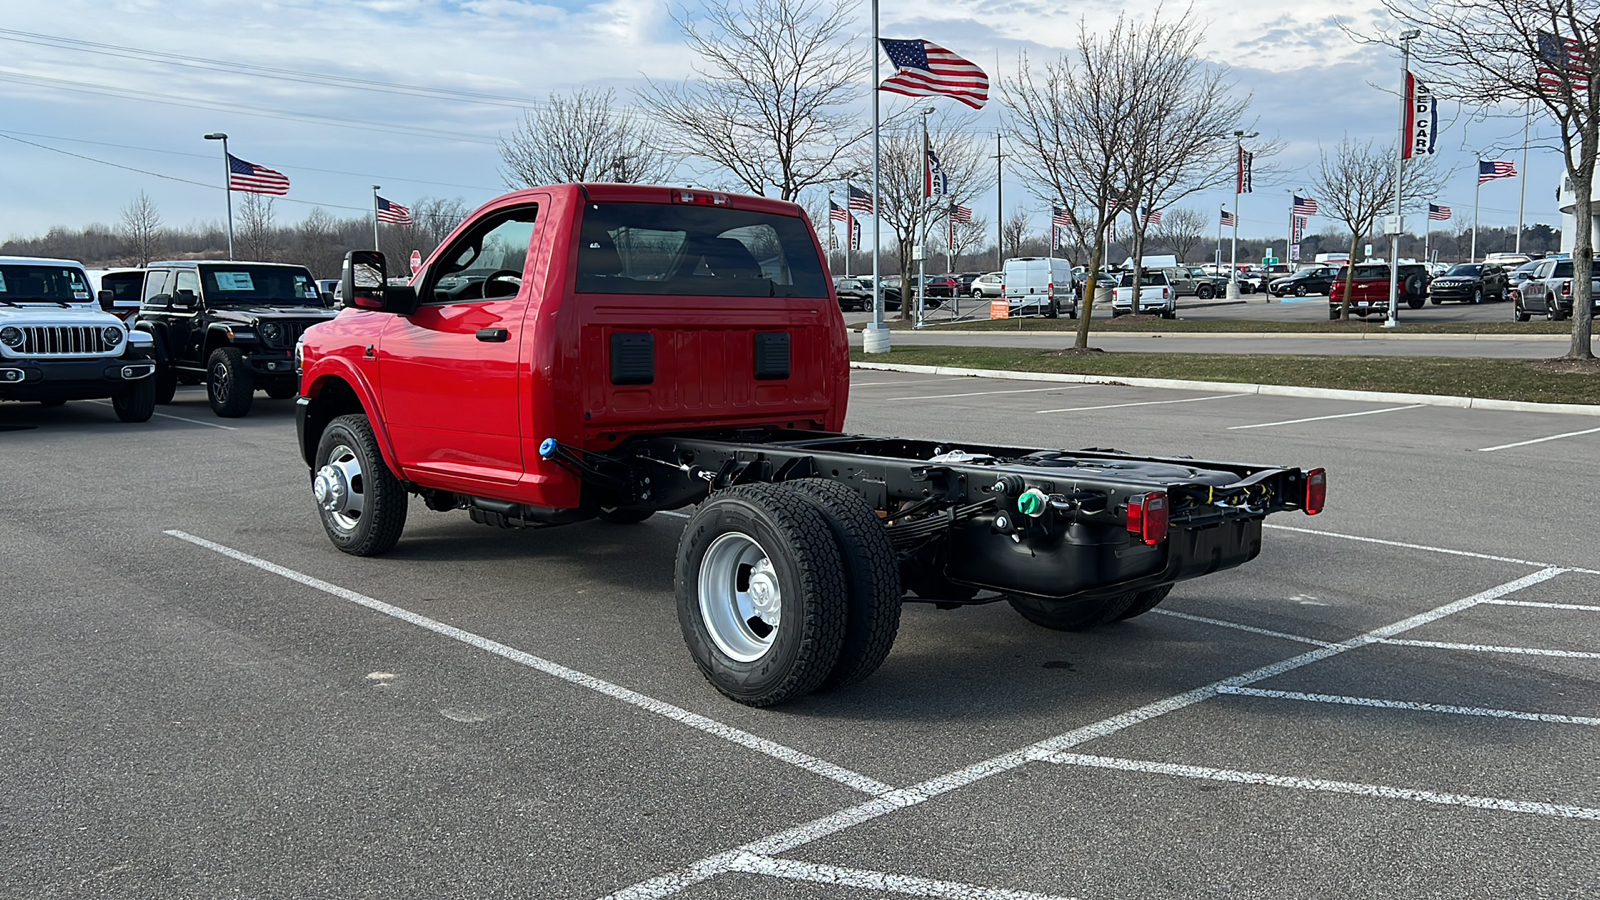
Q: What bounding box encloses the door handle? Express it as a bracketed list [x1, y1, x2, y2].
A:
[476, 328, 510, 342]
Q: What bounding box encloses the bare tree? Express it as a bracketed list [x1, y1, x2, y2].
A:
[1309, 137, 1441, 319]
[1147, 207, 1209, 263]
[639, 0, 865, 200]
[499, 88, 677, 188]
[238, 194, 277, 262]
[847, 109, 995, 318]
[1360, 0, 1594, 357]
[1005, 14, 1215, 344]
[946, 212, 991, 269]
[292, 207, 341, 279]
[118, 191, 164, 266]
[1001, 209, 1032, 260]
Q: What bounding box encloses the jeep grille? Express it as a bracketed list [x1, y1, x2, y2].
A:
[16, 325, 111, 356]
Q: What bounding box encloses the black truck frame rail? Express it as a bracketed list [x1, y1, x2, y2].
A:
[534, 428, 1323, 605]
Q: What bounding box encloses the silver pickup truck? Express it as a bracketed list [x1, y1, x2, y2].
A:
[1512, 257, 1600, 321]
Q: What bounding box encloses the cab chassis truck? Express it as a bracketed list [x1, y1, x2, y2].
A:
[295, 184, 1326, 707]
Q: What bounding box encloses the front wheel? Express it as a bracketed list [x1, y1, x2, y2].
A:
[1472, 288, 1483, 305]
[1513, 298, 1530, 322]
[112, 375, 156, 423]
[313, 414, 408, 556]
[206, 347, 254, 418]
[1294, 285, 1308, 297]
[676, 483, 848, 707]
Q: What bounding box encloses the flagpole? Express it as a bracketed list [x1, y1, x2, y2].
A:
[917, 109, 930, 329]
[204, 132, 234, 260]
[864, 0, 888, 353]
[992, 133, 1004, 271]
[372, 185, 382, 253]
[1386, 32, 1418, 329]
[1517, 100, 1530, 254]
[1216, 207, 1223, 272]
[1472, 163, 1482, 263]
[827, 190, 836, 275]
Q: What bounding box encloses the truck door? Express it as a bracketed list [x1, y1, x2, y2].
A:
[379, 203, 541, 488]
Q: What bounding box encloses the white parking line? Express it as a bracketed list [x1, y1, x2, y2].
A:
[88, 399, 237, 430]
[163, 530, 895, 798]
[1034, 393, 1240, 415]
[1487, 599, 1600, 612]
[873, 385, 1086, 403]
[1227, 404, 1424, 430]
[597, 567, 1568, 899]
[1218, 686, 1600, 726]
[1475, 426, 1600, 452]
[1263, 523, 1600, 576]
[1378, 638, 1600, 659]
[851, 377, 973, 388]
[1151, 609, 1336, 647]
[726, 852, 1080, 900]
[1046, 753, 1600, 821]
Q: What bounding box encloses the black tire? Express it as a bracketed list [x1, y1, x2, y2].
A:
[1046, 300, 1060, 319]
[675, 483, 848, 706]
[1008, 591, 1138, 631]
[154, 366, 178, 405]
[1407, 296, 1425, 310]
[786, 478, 902, 690]
[112, 375, 156, 423]
[313, 414, 408, 556]
[596, 506, 655, 524]
[206, 347, 253, 417]
[1112, 584, 1174, 621]
[1471, 288, 1482, 304]
[265, 382, 298, 400]
[1294, 284, 1308, 297]
[1514, 298, 1530, 322]
[1196, 284, 1215, 300]
[1547, 299, 1566, 322]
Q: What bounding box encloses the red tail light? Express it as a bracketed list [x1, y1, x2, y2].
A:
[1304, 468, 1327, 516]
[1562, 280, 1573, 297]
[1126, 492, 1169, 545]
[1047, 281, 1054, 295]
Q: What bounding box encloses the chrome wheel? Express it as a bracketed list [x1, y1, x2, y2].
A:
[313, 443, 365, 532]
[697, 532, 782, 663]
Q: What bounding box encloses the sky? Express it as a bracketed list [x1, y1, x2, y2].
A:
[0, 0, 1568, 258]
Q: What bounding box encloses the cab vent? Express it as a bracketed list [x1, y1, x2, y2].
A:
[610, 332, 654, 385]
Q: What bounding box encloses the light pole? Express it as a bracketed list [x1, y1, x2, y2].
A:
[863, 0, 889, 353]
[990, 133, 1005, 270]
[1226, 130, 1257, 300]
[1385, 28, 1421, 330]
[204, 132, 234, 260]
[917, 106, 934, 329]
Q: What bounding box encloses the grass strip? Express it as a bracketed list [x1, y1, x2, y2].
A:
[850, 346, 1600, 406]
[874, 314, 1591, 335]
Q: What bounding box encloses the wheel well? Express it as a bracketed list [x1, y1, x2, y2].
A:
[300, 377, 367, 467]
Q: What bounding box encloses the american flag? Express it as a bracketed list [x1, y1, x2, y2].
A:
[1220, 209, 1236, 227]
[227, 153, 290, 195]
[878, 39, 989, 110]
[1428, 203, 1452, 221]
[951, 205, 973, 224]
[1292, 195, 1319, 216]
[1144, 208, 1163, 225]
[829, 200, 850, 223]
[1537, 31, 1590, 91]
[1479, 160, 1517, 184]
[1051, 206, 1074, 228]
[375, 196, 413, 225]
[847, 184, 875, 214]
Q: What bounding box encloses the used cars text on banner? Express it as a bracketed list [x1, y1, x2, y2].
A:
[1403, 71, 1437, 160]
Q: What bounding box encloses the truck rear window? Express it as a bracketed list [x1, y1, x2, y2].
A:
[576, 203, 827, 298]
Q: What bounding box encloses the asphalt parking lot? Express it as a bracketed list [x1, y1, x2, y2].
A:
[4, 374, 1597, 899]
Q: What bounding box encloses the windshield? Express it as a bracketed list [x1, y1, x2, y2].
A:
[0, 264, 92, 304]
[576, 202, 827, 298]
[1446, 264, 1482, 276]
[199, 265, 322, 306]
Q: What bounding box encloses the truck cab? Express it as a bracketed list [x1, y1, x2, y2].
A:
[0, 256, 157, 421]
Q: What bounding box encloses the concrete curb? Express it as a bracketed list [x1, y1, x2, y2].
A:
[851, 361, 1600, 418]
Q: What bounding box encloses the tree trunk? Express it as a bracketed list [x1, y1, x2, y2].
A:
[1074, 235, 1104, 350]
[1570, 175, 1595, 359]
[1339, 235, 1360, 320]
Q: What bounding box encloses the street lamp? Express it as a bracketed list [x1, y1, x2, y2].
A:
[204, 132, 234, 260]
[1385, 28, 1422, 329]
[1226, 130, 1258, 300]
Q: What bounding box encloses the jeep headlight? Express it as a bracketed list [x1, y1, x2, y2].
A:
[102, 326, 124, 347]
[260, 321, 283, 344]
[0, 326, 21, 349]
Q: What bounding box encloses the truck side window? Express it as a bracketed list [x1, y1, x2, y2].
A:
[141, 269, 173, 310]
[425, 207, 538, 304]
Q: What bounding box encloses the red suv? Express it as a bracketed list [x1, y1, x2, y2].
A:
[1328, 263, 1430, 319]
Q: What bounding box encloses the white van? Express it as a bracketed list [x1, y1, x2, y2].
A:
[1001, 257, 1076, 318]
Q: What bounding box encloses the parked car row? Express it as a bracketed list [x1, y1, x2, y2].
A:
[1511, 256, 1600, 321]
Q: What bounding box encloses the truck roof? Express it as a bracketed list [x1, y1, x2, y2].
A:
[0, 256, 90, 269]
[485, 183, 807, 220]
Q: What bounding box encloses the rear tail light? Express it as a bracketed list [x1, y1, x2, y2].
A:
[1126, 492, 1169, 546]
[1562, 280, 1572, 297]
[1163, 287, 1171, 299]
[1304, 468, 1327, 516]
[1047, 282, 1054, 295]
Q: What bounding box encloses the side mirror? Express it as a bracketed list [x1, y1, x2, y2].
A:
[97, 289, 115, 312]
[341, 250, 418, 316]
[173, 289, 197, 310]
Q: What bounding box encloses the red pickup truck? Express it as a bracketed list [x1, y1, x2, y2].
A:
[295, 184, 1325, 706]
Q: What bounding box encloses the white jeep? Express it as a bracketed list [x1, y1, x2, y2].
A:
[0, 256, 158, 421]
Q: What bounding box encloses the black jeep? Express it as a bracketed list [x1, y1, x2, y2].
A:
[134, 261, 335, 417]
